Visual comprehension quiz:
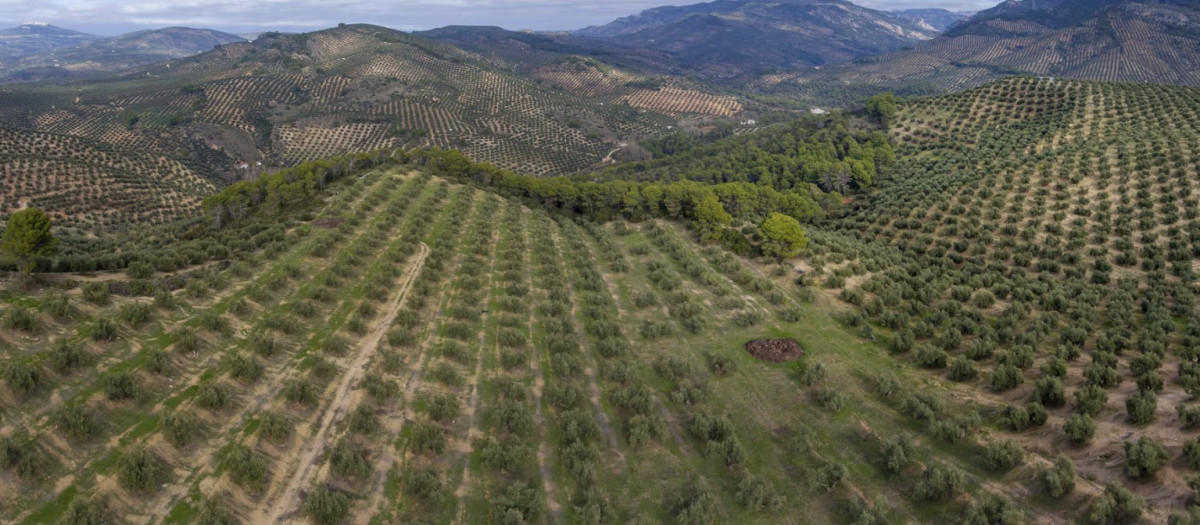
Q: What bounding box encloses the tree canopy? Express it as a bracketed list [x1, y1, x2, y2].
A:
[591, 114, 894, 194]
[2, 208, 58, 273]
[866, 92, 897, 125]
[760, 213, 807, 258]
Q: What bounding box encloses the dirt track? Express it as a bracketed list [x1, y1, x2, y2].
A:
[259, 241, 429, 523]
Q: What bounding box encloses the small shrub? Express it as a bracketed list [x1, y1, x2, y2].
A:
[626, 415, 667, 447]
[1183, 438, 1200, 469]
[321, 335, 349, 356]
[117, 447, 163, 493]
[735, 475, 782, 511]
[362, 373, 399, 400]
[493, 481, 543, 525]
[5, 361, 42, 397]
[61, 495, 109, 525]
[1125, 436, 1169, 479]
[3, 305, 38, 332]
[282, 378, 317, 406]
[173, 327, 201, 354]
[43, 292, 70, 318]
[913, 464, 966, 502]
[666, 478, 718, 525]
[880, 437, 911, 476]
[82, 282, 110, 305]
[813, 461, 848, 491]
[428, 362, 462, 386]
[422, 393, 459, 423]
[196, 496, 236, 525]
[0, 432, 42, 479]
[196, 309, 227, 334]
[989, 364, 1024, 392]
[1087, 484, 1143, 525]
[985, 440, 1024, 471]
[161, 411, 202, 448]
[258, 411, 293, 442]
[1041, 456, 1076, 497]
[118, 302, 152, 327]
[223, 444, 269, 493]
[1126, 391, 1158, 425]
[815, 387, 846, 413]
[144, 348, 170, 375]
[329, 438, 372, 480]
[947, 357, 977, 381]
[45, 338, 85, 376]
[1063, 413, 1096, 445]
[402, 466, 443, 504]
[102, 371, 140, 402]
[348, 405, 378, 434]
[196, 383, 232, 410]
[1075, 385, 1109, 417]
[705, 352, 738, 377]
[410, 421, 446, 455]
[90, 317, 117, 341]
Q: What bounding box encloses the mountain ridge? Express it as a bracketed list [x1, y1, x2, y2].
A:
[563, 0, 938, 80]
[758, 0, 1200, 98]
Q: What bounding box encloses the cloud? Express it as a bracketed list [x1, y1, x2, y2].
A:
[0, 0, 1000, 35]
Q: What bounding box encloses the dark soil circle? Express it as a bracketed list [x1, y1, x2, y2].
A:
[744, 338, 804, 363]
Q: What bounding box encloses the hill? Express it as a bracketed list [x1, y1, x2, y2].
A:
[0, 23, 98, 60]
[416, 26, 682, 76]
[0, 24, 747, 180]
[6, 77, 1200, 524]
[0, 26, 244, 83]
[891, 8, 974, 31]
[0, 127, 217, 241]
[818, 76, 1200, 522]
[567, 0, 937, 81]
[787, 0, 1200, 93]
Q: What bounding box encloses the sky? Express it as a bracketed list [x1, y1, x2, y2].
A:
[0, 0, 1002, 36]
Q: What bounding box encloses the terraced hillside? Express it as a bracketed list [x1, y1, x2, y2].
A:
[808, 77, 1200, 522]
[0, 24, 741, 182]
[0, 127, 218, 240]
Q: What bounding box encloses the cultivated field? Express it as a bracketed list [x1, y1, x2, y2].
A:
[0, 127, 218, 243]
[1, 155, 1092, 524]
[0, 24, 740, 184]
[806, 77, 1200, 522]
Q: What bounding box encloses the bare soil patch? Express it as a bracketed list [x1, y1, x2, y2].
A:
[744, 338, 804, 363]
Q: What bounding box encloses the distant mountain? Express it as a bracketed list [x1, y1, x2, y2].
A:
[417, 26, 683, 75]
[566, 0, 938, 81]
[891, 8, 974, 32]
[787, 0, 1200, 92]
[0, 26, 245, 82]
[0, 23, 98, 59]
